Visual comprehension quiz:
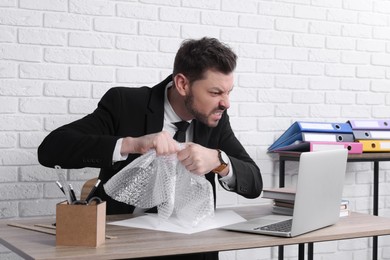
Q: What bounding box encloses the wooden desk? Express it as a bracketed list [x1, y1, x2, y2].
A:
[277, 152, 390, 260]
[2, 205, 390, 260]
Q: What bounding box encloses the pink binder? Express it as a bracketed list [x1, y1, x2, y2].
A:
[309, 141, 363, 154]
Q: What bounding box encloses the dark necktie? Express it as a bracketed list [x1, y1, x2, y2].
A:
[173, 121, 190, 142]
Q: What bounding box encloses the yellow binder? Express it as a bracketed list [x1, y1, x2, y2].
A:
[358, 140, 390, 152]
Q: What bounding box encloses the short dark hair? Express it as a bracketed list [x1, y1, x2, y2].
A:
[173, 37, 237, 84]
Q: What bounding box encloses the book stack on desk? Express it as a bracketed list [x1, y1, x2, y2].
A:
[268, 121, 362, 154]
[348, 119, 390, 152]
[262, 187, 350, 217]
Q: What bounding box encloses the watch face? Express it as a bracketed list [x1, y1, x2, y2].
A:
[220, 151, 229, 164]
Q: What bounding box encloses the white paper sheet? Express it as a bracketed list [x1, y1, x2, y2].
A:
[108, 209, 246, 234]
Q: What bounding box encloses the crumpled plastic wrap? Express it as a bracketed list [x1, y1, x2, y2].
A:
[103, 149, 214, 227]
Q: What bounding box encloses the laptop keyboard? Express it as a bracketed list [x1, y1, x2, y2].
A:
[254, 219, 293, 232]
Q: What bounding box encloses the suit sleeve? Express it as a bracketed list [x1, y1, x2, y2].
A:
[38, 88, 123, 169]
[216, 113, 263, 199]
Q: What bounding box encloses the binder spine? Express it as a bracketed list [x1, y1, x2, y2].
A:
[353, 130, 390, 140]
[348, 120, 390, 130]
[309, 141, 363, 154]
[358, 140, 390, 152]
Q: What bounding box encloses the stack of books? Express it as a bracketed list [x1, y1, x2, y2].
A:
[262, 187, 350, 217]
[268, 121, 363, 154]
[348, 119, 390, 152]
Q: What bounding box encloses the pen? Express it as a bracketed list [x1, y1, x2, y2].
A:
[85, 179, 101, 202]
[68, 184, 77, 203]
[55, 181, 66, 195]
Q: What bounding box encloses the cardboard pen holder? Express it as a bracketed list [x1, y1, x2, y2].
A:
[56, 201, 106, 247]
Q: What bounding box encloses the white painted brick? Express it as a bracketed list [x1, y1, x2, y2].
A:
[94, 50, 137, 67]
[92, 83, 112, 99]
[275, 75, 308, 89]
[116, 36, 159, 51]
[258, 30, 292, 46]
[0, 62, 16, 78]
[201, 11, 238, 27]
[257, 60, 291, 74]
[44, 82, 91, 98]
[275, 104, 309, 117]
[312, 0, 341, 8]
[230, 117, 257, 131]
[358, 12, 388, 26]
[20, 97, 67, 114]
[325, 64, 355, 77]
[292, 62, 323, 75]
[356, 66, 386, 79]
[258, 89, 292, 103]
[373, 106, 390, 118]
[221, 28, 257, 43]
[238, 74, 273, 88]
[326, 92, 355, 105]
[0, 0, 16, 7]
[276, 18, 308, 33]
[235, 44, 274, 59]
[371, 80, 390, 92]
[239, 15, 273, 29]
[235, 58, 256, 73]
[94, 17, 137, 35]
[19, 28, 66, 46]
[69, 66, 114, 82]
[356, 93, 385, 105]
[372, 53, 390, 66]
[221, 0, 257, 14]
[293, 91, 324, 104]
[327, 9, 358, 23]
[345, 1, 372, 13]
[44, 48, 91, 64]
[1, 149, 37, 165]
[181, 24, 220, 39]
[0, 80, 42, 96]
[0, 115, 41, 131]
[20, 165, 61, 182]
[116, 68, 159, 84]
[294, 5, 327, 20]
[139, 21, 180, 37]
[44, 13, 91, 30]
[117, 3, 158, 20]
[326, 36, 355, 50]
[341, 51, 369, 65]
[43, 115, 83, 131]
[0, 133, 16, 148]
[20, 63, 68, 80]
[340, 79, 370, 91]
[229, 88, 256, 103]
[0, 44, 42, 62]
[239, 104, 274, 117]
[341, 105, 371, 118]
[69, 98, 98, 114]
[20, 132, 48, 148]
[239, 132, 274, 146]
[294, 34, 324, 48]
[258, 2, 293, 17]
[69, 0, 114, 16]
[158, 38, 183, 53]
[309, 49, 340, 63]
[19, 199, 58, 217]
[275, 47, 308, 61]
[0, 201, 18, 218]
[309, 21, 341, 36]
[310, 105, 341, 118]
[0, 97, 17, 113]
[373, 27, 390, 40]
[0, 25, 15, 42]
[357, 39, 386, 52]
[342, 24, 372, 38]
[69, 32, 114, 49]
[160, 7, 200, 23]
[138, 53, 174, 68]
[20, 0, 67, 11]
[309, 77, 339, 90]
[182, 0, 219, 10]
[374, 1, 390, 14]
[0, 8, 41, 26]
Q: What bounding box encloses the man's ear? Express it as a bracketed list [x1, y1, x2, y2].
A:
[173, 74, 189, 96]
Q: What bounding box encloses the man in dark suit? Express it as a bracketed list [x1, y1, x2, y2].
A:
[38, 37, 262, 260]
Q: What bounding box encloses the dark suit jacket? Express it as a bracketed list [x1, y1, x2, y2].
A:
[38, 75, 263, 215]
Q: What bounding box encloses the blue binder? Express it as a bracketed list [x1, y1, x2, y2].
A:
[268, 121, 353, 151]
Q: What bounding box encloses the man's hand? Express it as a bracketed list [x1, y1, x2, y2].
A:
[121, 131, 180, 156]
[177, 143, 229, 176]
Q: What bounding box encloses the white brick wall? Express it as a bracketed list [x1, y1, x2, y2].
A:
[1, 1, 390, 259]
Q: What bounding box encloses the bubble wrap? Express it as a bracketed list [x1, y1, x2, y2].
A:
[104, 149, 214, 226]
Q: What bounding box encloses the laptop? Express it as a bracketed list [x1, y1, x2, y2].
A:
[222, 149, 348, 237]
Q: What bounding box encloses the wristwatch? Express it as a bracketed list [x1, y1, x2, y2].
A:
[212, 149, 229, 174]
